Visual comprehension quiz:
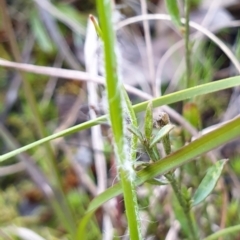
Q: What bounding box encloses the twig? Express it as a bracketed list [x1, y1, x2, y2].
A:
[0, 58, 199, 136]
[0, 162, 25, 176]
[0, 58, 152, 100]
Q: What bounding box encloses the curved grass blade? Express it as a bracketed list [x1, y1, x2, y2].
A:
[77, 116, 240, 230]
[203, 224, 240, 240]
[1, 76, 240, 162]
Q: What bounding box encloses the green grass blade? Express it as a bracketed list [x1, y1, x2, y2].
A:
[203, 224, 240, 240]
[96, 0, 142, 238]
[0, 116, 106, 162]
[85, 116, 240, 214]
[134, 76, 240, 113]
[0, 76, 240, 162]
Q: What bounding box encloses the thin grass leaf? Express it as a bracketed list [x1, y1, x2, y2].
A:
[150, 124, 174, 147]
[192, 159, 227, 206]
[1, 76, 240, 162]
[134, 76, 240, 113]
[203, 224, 240, 240]
[165, 0, 182, 28]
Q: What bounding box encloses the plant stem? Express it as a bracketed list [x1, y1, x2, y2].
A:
[96, 0, 142, 239]
[155, 112, 198, 239]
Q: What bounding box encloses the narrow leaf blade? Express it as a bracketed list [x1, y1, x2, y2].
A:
[150, 124, 174, 147]
[86, 118, 239, 214]
[1, 76, 240, 162]
[192, 159, 227, 206]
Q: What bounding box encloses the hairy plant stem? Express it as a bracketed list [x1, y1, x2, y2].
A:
[96, 1, 142, 239]
[0, 0, 76, 236]
[184, 0, 191, 88]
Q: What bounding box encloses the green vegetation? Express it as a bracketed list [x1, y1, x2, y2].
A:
[0, 0, 240, 239]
